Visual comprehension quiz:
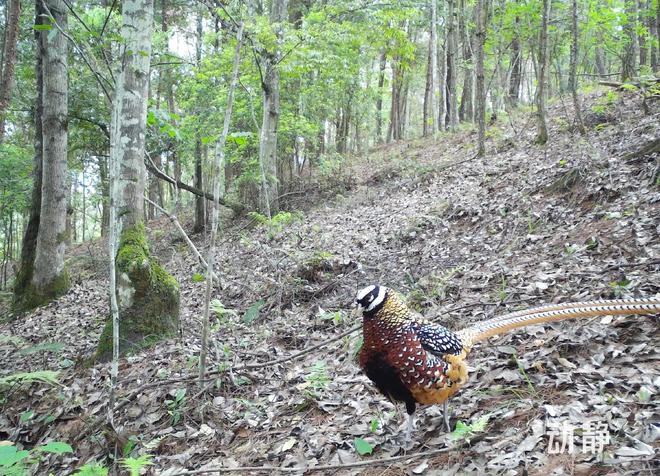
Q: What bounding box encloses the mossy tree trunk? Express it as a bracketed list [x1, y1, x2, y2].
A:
[12, 0, 45, 314]
[17, 0, 71, 312]
[96, 0, 179, 361]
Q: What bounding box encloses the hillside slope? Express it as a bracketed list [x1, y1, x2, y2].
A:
[1, 88, 659, 475]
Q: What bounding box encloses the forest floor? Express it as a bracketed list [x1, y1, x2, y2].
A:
[1, 88, 659, 476]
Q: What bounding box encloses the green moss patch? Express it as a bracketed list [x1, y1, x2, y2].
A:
[95, 223, 180, 361]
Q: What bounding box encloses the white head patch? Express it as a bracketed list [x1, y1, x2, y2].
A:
[355, 285, 387, 312]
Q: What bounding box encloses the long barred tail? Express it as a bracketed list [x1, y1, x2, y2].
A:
[456, 298, 660, 349]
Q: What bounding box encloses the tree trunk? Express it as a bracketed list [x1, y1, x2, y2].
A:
[475, 0, 488, 157]
[388, 60, 404, 141]
[0, 0, 21, 142]
[447, 0, 459, 129]
[30, 0, 70, 306]
[375, 50, 386, 143]
[423, 0, 438, 136]
[200, 22, 243, 382]
[595, 45, 607, 77]
[570, 0, 586, 134]
[99, 156, 110, 237]
[535, 0, 550, 144]
[638, 0, 647, 67]
[508, 16, 521, 107]
[258, 0, 288, 216]
[437, 7, 447, 130]
[459, 0, 474, 122]
[650, 0, 658, 71]
[13, 0, 45, 313]
[193, 12, 205, 233]
[622, 0, 638, 80]
[97, 0, 179, 361]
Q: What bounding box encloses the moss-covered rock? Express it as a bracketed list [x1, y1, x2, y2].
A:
[95, 223, 180, 361]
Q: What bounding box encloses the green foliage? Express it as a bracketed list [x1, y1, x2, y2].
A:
[0, 441, 73, 476]
[165, 388, 187, 426]
[248, 211, 303, 239]
[609, 278, 632, 297]
[0, 371, 60, 390]
[191, 272, 205, 283]
[72, 462, 109, 476]
[18, 342, 64, 355]
[591, 91, 619, 114]
[303, 360, 331, 398]
[210, 299, 239, 328]
[450, 415, 490, 442]
[120, 454, 153, 476]
[353, 437, 374, 456]
[242, 299, 265, 325]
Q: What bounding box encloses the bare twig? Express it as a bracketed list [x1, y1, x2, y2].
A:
[143, 197, 218, 280]
[167, 446, 454, 474]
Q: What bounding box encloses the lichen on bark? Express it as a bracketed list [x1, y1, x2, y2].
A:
[95, 223, 179, 361]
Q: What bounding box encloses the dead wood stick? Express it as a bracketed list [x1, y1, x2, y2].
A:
[166, 446, 454, 474]
[144, 196, 220, 281]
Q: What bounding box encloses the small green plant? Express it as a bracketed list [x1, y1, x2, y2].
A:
[495, 275, 508, 302]
[121, 454, 153, 476]
[449, 414, 490, 442]
[165, 388, 187, 425]
[209, 299, 239, 327]
[564, 243, 579, 255]
[512, 353, 538, 398]
[591, 90, 619, 114]
[370, 418, 380, 433]
[248, 211, 303, 239]
[609, 278, 632, 297]
[0, 371, 60, 402]
[637, 387, 652, 403]
[526, 212, 543, 234]
[304, 361, 331, 398]
[353, 437, 374, 456]
[73, 462, 108, 476]
[191, 272, 205, 283]
[0, 440, 73, 475]
[319, 310, 344, 325]
[242, 299, 265, 325]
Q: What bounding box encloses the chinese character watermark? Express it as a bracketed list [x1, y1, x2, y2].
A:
[547, 420, 611, 455]
[548, 421, 574, 454]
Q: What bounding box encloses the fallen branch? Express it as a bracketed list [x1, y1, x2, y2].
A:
[143, 197, 219, 281]
[167, 446, 453, 474]
[144, 157, 244, 214]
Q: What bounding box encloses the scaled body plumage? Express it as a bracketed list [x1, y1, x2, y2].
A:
[355, 284, 660, 441]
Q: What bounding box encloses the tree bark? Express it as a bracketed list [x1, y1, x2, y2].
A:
[475, 0, 488, 157]
[97, 0, 179, 361]
[446, 0, 459, 129]
[13, 0, 45, 313]
[536, 0, 550, 144]
[650, 0, 658, 71]
[31, 0, 70, 304]
[423, 0, 438, 136]
[458, 0, 474, 122]
[0, 0, 21, 142]
[258, 0, 288, 216]
[437, 4, 447, 130]
[570, 0, 586, 134]
[193, 11, 205, 233]
[375, 50, 386, 143]
[622, 0, 638, 80]
[508, 16, 521, 107]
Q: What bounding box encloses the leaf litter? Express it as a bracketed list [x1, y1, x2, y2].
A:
[0, 90, 658, 475]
